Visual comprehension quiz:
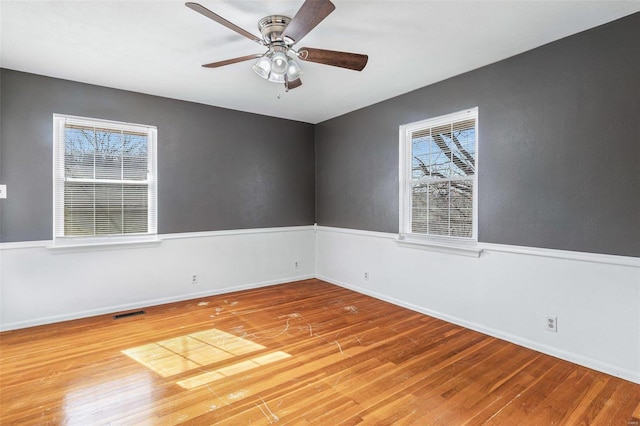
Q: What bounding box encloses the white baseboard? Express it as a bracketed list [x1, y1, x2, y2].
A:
[1, 274, 315, 332]
[318, 274, 640, 384]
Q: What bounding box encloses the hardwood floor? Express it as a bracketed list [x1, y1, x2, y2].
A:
[1, 279, 639, 425]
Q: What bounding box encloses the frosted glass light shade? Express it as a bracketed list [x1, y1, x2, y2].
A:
[286, 59, 303, 81]
[252, 56, 271, 79]
[268, 72, 285, 83]
[270, 52, 288, 76]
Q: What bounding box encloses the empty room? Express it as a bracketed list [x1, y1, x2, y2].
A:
[1, 0, 639, 424]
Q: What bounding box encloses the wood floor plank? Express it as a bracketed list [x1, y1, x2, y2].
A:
[1, 279, 639, 425]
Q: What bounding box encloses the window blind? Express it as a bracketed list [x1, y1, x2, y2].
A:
[53, 115, 157, 241]
[400, 108, 477, 241]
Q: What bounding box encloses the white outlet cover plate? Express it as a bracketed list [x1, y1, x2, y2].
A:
[0, 185, 6, 199]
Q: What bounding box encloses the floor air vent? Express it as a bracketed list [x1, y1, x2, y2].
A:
[113, 310, 146, 320]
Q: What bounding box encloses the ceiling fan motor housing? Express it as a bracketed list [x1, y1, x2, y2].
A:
[258, 15, 292, 44]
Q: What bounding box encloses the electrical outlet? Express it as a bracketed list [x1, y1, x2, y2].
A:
[364, 272, 369, 280]
[546, 316, 557, 332]
[0, 185, 6, 199]
[294, 261, 299, 269]
[191, 273, 198, 285]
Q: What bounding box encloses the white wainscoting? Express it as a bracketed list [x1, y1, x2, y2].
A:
[0, 226, 315, 331]
[315, 226, 640, 384]
[3, 224, 639, 384]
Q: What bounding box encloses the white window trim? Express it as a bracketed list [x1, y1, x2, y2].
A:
[52, 114, 158, 247]
[398, 107, 480, 256]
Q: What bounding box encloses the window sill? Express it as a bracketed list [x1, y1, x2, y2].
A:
[396, 237, 483, 257]
[48, 238, 161, 253]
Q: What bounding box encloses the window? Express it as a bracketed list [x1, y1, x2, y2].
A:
[53, 114, 157, 246]
[399, 108, 478, 245]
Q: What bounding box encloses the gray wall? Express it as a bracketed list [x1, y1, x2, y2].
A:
[2, 13, 639, 256]
[315, 13, 640, 257]
[0, 70, 315, 242]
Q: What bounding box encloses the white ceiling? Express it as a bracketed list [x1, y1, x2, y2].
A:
[1, 1, 639, 124]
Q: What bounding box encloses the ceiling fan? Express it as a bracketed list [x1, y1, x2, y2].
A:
[186, 0, 368, 91]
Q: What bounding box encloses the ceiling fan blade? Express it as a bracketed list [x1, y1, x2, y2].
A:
[186, 2, 263, 45]
[285, 78, 303, 91]
[202, 54, 263, 68]
[281, 0, 335, 45]
[298, 47, 368, 71]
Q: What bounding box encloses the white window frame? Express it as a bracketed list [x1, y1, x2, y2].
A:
[398, 107, 480, 256]
[52, 114, 158, 247]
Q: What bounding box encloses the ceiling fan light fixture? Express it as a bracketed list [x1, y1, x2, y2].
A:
[252, 55, 271, 79]
[286, 58, 303, 81]
[270, 51, 289, 76]
[268, 72, 286, 83]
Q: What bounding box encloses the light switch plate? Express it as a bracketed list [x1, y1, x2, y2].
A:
[0, 185, 6, 199]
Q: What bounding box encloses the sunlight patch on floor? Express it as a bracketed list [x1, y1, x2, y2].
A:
[177, 351, 292, 389]
[122, 328, 291, 388]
